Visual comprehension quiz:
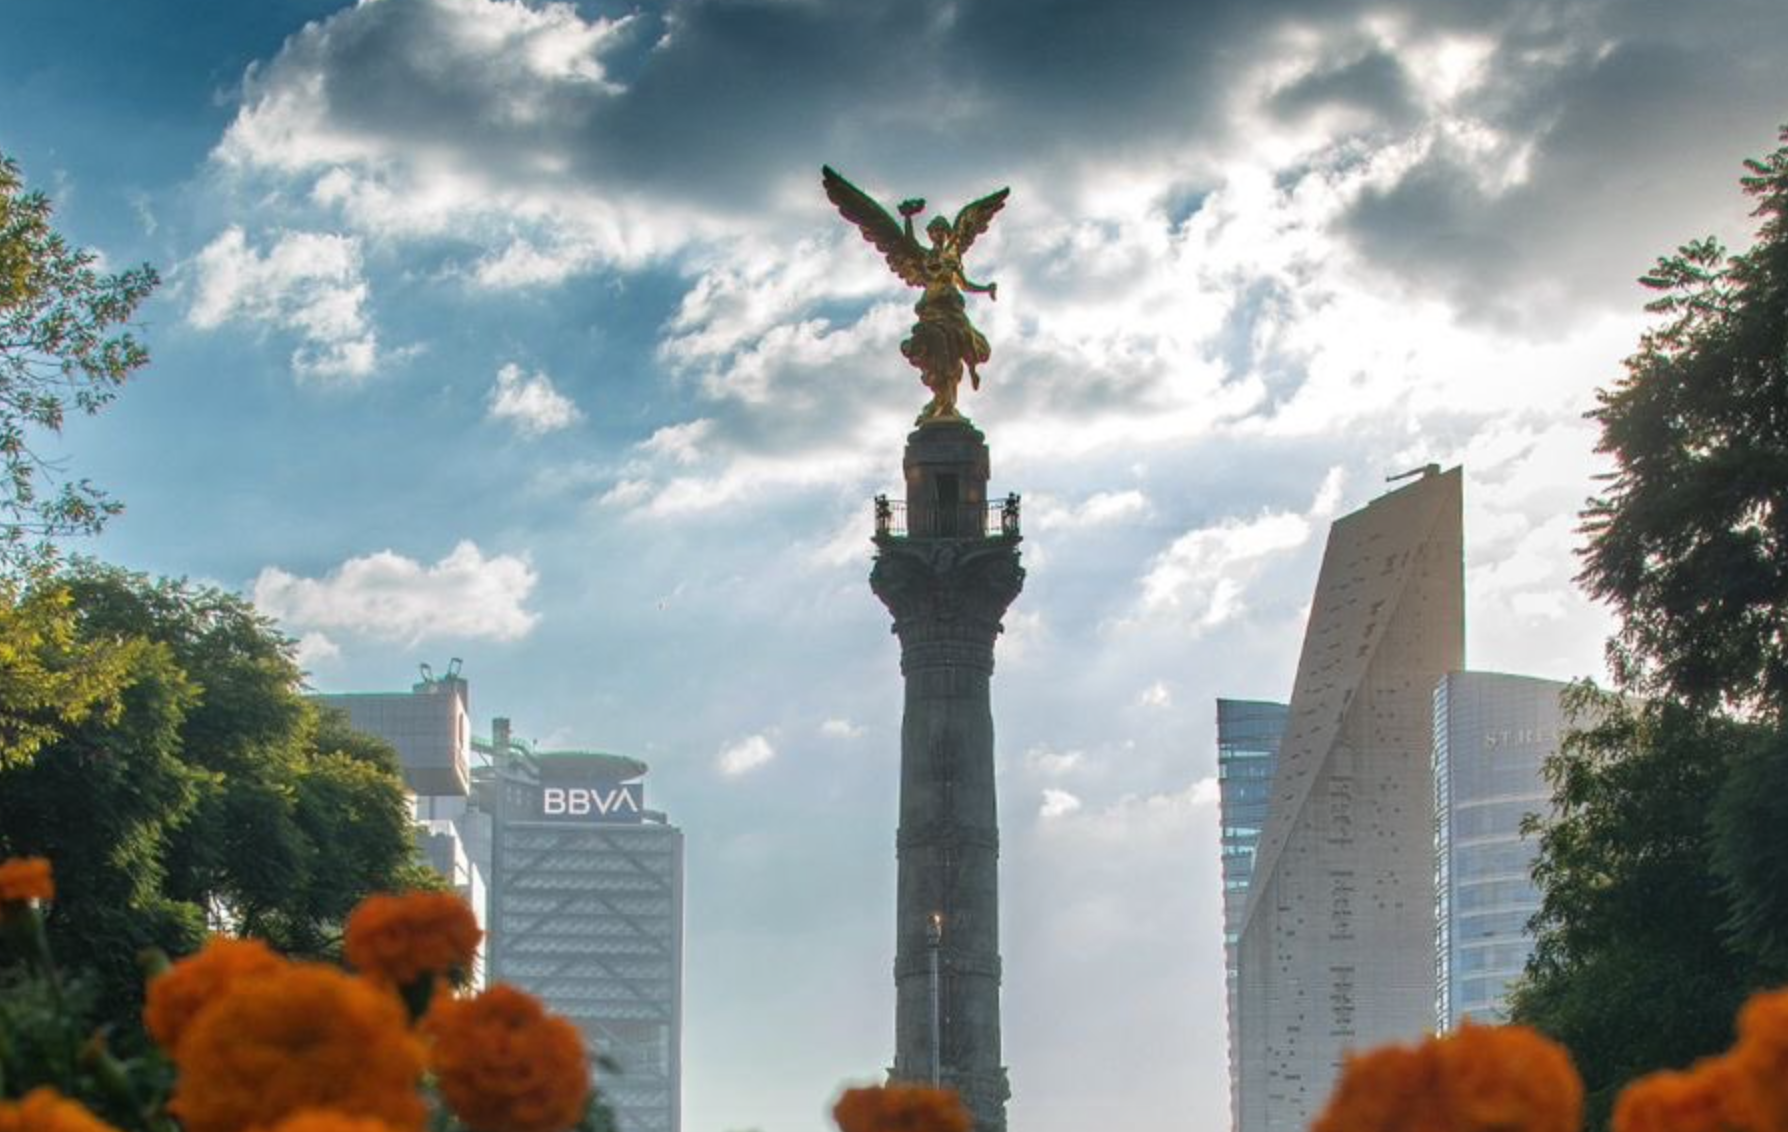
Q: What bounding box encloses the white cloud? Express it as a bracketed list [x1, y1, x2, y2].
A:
[598, 479, 653, 509]
[187, 226, 382, 381]
[819, 718, 865, 740]
[471, 239, 602, 290]
[1000, 609, 1048, 664]
[1029, 490, 1152, 533]
[1135, 468, 1342, 630]
[1036, 778, 1223, 846]
[1025, 746, 1086, 777]
[640, 419, 715, 465]
[1039, 788, 1084, 820]
[717, 733, 776, 777]
[1136, 681, 1173, 708]
[293, 631, 341, 668]
[488, 363, 583, 436]
[212, 0, 706, 274]
[253, 540, 540, 644]
[1139, 510, 1311, 625]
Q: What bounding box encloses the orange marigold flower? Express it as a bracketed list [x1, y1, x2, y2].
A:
[251, 1109, 406, 1132]
[1310, 1042, 1446, 1132]
[425, 984, 589, 1132]
[1312, 1023, 1582, 1132]
[1434, 1021, 1583, 1132]
[170, 962, 426, 1132]
[1730, 986, 1788, 1132]
[832, 1085, 973, 1132]
[145, 936, 287, 1054]
[0, 1088, 121, 1132]
[345, 891, 482, 987]
[1613, 1058, 1750, 1132]
[0, 856, 53, 905]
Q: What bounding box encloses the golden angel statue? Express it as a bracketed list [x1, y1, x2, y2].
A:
[822, 166, 1009, 423]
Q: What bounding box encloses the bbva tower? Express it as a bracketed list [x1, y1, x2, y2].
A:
[1233, 467, 1463, 1132]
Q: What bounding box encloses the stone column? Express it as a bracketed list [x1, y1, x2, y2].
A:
[871, 420, 1024, 1132]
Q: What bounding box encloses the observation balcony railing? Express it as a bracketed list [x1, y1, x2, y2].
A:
[873, 494, 1021, 540]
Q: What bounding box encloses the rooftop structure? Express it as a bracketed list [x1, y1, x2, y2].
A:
[315, 661, 471, 796]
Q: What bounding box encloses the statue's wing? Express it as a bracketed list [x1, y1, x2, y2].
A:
[822, 166, 925, 287]
[952, 187, 1010, 255]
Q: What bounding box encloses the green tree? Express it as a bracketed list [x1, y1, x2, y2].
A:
[0, 563, 431, 1026]
[0, 154, 158, 568]
[0, 574, 144, 767]
[1578, 127, 1788, 718]
[1512, 126, 1788, 1128]
[1707, 720, 1788, 981]
[1509, 689, 1758, 1127]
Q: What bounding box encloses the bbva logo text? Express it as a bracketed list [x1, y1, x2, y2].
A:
[542, 784, 642, 818]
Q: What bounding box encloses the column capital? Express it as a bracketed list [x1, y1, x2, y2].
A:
[870, 538, 1025, 637]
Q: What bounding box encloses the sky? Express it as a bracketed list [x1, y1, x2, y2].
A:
[4, 0, 1786, 1129]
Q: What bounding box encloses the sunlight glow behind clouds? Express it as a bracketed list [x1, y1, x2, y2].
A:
[1137, 469, 1343, 628]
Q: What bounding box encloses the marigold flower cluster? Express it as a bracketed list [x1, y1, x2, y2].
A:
[1312, 1021, 1581, 1132]
[1613, 986, 1788, 1132]
[1731, 989, 1788, 1132]
[345, 890, 483, 987]
[255, 1110, 408, 1132]
[0, 856, 54, 905]
[0, 1088, 119, 1132]
[425, 984, 590, 1132]
[168, 962, 426, 1132]
[145, 936, 285, 1054]
[1613, 1059, 1749, 1132]
[832, 1085, 974, 1132]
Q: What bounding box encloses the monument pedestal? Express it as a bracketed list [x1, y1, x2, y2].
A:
[871, 420, 1024, 1132]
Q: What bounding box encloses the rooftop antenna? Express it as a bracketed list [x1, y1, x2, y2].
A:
[418, 661, 435, 684]
[1386, 463, 1440, 484]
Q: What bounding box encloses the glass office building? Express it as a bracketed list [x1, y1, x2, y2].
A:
[1432, 671, 1569, 1027]
[1217, 699, 1288, 1132]
[477, 729, 683, 1132]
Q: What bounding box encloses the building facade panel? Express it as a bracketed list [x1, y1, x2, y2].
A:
[316, 676, 471, 797]
[1433, 671, 1568, 1028]
[1235, 468, 1464, 1132]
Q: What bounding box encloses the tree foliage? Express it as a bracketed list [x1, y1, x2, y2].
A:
[1579, 127, 1788, 718]
[0, 572, 145, 767]
[0, 154, 158, 569]
[1509, 688, 1757, 1128]
[0, 563, 431, 1028]
[1515, 126, 1788, 1128]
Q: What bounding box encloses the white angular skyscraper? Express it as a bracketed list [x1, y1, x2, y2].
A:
[1233, 467, 1464, 1132]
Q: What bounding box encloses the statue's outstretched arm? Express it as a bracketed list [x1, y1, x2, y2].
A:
[899, 198, 925, 242]
[959, 272, 998, 298]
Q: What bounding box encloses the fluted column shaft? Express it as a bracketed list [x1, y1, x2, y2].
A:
[873, 532, 1023, 1132]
